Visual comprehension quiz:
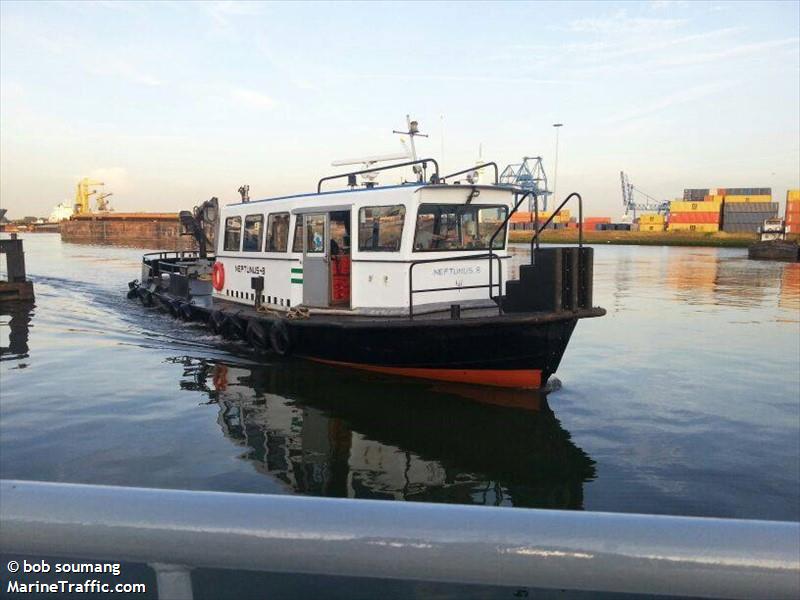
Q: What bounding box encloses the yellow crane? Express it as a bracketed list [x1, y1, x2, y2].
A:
[73, 178, 105, 215]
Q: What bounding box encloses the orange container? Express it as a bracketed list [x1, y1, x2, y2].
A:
[669, 212, 720, 224]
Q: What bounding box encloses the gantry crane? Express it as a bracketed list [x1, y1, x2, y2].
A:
[620, 171, 669, 220]
[500, 157, 551, 211]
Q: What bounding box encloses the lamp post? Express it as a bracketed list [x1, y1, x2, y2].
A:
[552, 123, 563, 209]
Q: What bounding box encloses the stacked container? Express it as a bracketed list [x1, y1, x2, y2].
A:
[786, 190, 800, 234]
[637, 213, 666, 232]
[683, 189, 709, 201]
[719, 187, 771, 203]
[722, 202, 779, 233]
[667, 200, 722, 232]
[582, 217, 611, 231]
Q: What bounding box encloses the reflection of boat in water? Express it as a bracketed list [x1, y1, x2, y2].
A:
[174, 357, 596, 509]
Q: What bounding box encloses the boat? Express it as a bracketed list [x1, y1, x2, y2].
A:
[748, 217, 800, 262]
[127, 130, 604, 389]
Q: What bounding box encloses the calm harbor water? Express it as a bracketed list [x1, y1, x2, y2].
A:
[1, 233, 798, 520]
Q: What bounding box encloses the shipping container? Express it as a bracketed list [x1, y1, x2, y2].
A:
[722, 212, 778, 225]
[683, 188, 709, 201]
[669, 212, 720, 224]
[721, 223, 762, 233]
[723, 195, 773, 203]
[638, 214, 666, 223]
[639, 223, 665, 232]
[787, 190, 800, 202]
[670, 200, 722, 213]
[723, 202, 779, 215]
[668, 223, 720, 233]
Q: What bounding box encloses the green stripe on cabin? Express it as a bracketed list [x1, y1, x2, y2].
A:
[291, 278, 303, 284]
[291, 267, 303, 274]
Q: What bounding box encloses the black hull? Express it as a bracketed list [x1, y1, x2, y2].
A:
[290, 315, 578, 374]
[151, 291, 602, 389]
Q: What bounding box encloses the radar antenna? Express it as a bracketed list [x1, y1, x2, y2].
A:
[393, 115, 428, 181]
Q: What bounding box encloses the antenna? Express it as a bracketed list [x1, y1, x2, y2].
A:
[393, 115, 428, 180]
[331, 149, 411, 188]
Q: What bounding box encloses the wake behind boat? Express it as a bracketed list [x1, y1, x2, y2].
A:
[128, 123, 605, 389]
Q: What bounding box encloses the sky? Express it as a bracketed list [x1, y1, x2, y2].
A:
[1, 0, 799, 219]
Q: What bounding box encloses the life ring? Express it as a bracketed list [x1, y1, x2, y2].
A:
[269, 319, 292, 356]
[212, 262, 225, 291]
[245, 320, 270, 351]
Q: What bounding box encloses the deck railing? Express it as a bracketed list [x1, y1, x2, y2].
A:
[2, 479, 798, 600]
[408, 252, 504, 319]
[142, 250, 213, 277]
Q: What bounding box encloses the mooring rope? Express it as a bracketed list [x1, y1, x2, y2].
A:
[256, 304, 310, 320]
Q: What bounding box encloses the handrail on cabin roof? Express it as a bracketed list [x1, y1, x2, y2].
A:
[317, 158, 440, 193]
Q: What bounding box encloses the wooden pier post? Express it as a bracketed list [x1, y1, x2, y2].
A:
[0, 234, 35, 301]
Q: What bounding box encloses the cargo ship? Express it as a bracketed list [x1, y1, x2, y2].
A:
[127, 127, 604, 390]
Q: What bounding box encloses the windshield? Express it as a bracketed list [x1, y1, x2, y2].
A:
[413, 204, 507, 251]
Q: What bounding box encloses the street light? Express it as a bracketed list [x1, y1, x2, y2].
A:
[552, 123, 563, 209]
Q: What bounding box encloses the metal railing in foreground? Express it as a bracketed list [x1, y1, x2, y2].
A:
[2, 480, 798, 600]
[141, 250, 214, 276]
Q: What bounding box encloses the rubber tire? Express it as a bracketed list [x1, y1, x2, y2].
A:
[269, 319, 292, 356]
[138, 288, 154, 307]
[245, 320, 270, 352]
[222, 315, 246, 340]
[179, 303, 195, 321]
[208, 310, 226, 335]
[168, 299, 182, 318]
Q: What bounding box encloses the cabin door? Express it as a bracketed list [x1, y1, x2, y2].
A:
[303, 213, 329, 307]
[329, 210, 351, 307]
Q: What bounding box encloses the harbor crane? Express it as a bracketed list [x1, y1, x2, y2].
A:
[500, 157, 551, 211]
[73, 177, 106, 215]
[620, 171, 670, 220]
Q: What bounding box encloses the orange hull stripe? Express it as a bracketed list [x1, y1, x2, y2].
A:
[307, 358, 542, 389]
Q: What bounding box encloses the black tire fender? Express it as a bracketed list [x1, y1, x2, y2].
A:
[138, 288, 154, 307]
[208, 310, 226, 335]
[168, 299, 182, 318]
[179, 303, 195, 321]
[222, 315, 246, 340]
[269, 319, 292, 356]
[245, 320, 270, 351]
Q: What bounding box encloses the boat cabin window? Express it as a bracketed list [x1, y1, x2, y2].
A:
[223, 216, 242, 251]
[358, 205, 405, 252]
[305, 215, 326, 253]
[242, 214, 264, 252]
[291, 217, 303, 252]
[265, 212, 290, 252]
[413, 204, 508, 251]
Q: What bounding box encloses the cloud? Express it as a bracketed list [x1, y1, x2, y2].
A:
[87, 167, 132, 197]
[655, 37, 800, 67]
[88, 58, 161, 87]
[604, 81, 734, 125]
[230, 87, 276, 110]
[566, 9, 686, 34]
[205, 1, 264, 33]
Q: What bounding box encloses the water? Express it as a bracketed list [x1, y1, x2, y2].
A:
[1, 234, 798, 520]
